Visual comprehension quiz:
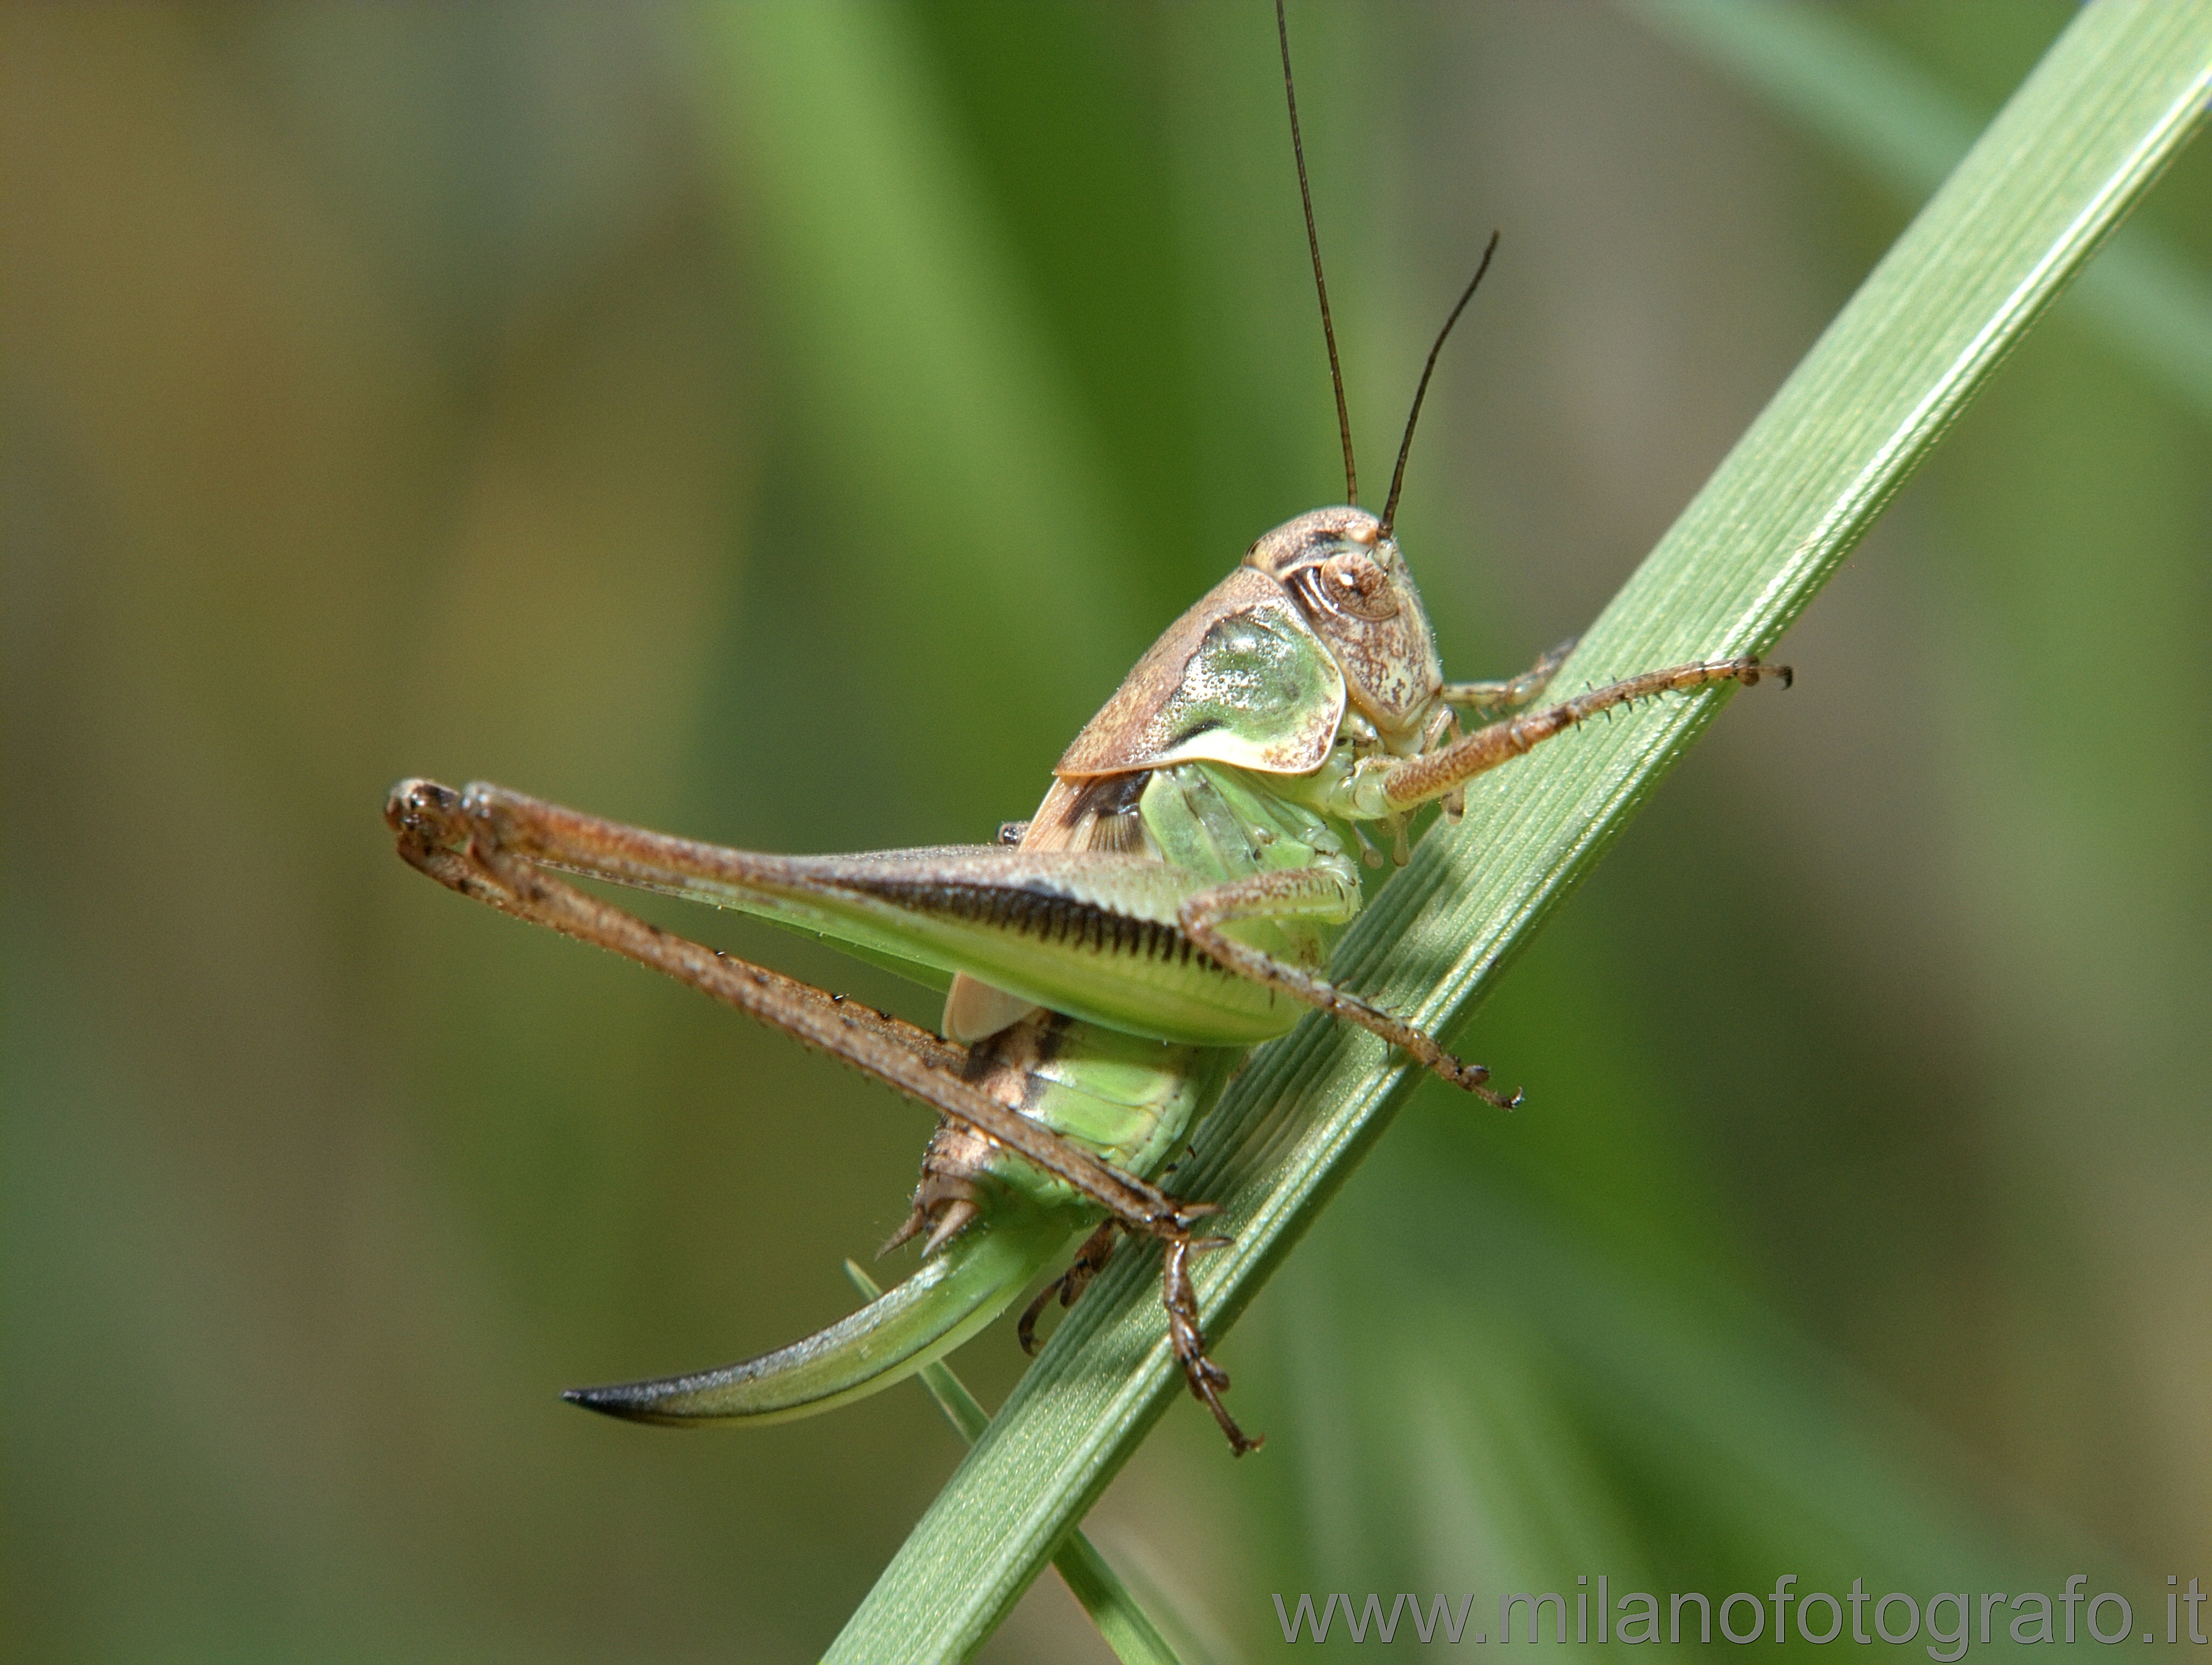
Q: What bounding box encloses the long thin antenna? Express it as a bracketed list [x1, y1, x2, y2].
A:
[1380, 229, 1498, 538]
[1277, 0, 1357, 507]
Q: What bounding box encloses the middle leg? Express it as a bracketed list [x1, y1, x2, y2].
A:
[1176, 865, 1520, 1105]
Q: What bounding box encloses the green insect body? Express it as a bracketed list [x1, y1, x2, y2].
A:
[387, 495, 1781, 1452]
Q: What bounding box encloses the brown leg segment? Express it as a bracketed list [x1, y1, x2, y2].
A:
[1018, 1219, 1122, 1355]
[1018, 1219, 1259, 1452]
[1385, 655, 1789, 813]
[1438, 634, 1577, 716]
[1178, 866, 1520, 1106]
[1164, 1236, 1260, 1454]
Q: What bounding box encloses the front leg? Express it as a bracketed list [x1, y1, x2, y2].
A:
[1347, 655, 1790, 819]
[1177, 865, 1520, 1106]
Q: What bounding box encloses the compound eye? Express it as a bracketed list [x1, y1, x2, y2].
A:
[1319, 551, 1398, 621]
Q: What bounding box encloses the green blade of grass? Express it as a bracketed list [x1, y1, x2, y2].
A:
[841, 1262, 1186, 1665]
[830, 4, 2212, 1659]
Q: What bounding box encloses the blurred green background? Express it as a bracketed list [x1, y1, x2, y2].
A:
[6, 3, 2207, 1659]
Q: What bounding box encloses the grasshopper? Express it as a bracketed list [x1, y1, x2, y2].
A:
[384, 5, 1785, 1456]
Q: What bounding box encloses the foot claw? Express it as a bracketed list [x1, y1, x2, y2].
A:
[1017, 1285, 1052, 1356]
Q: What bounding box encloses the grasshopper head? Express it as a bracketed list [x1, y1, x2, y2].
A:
[1245, 505, 1442, 753]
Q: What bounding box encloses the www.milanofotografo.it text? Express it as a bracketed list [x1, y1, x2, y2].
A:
[1273, 1574, 2209, 1652]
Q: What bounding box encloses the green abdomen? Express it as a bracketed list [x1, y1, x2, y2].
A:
[964, 1010, 1238, 1211]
